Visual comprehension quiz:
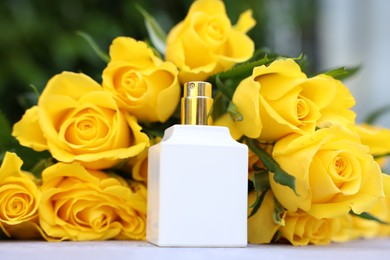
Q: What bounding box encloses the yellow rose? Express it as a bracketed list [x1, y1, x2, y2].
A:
[352, 123, 390, 166]
[0, 152, 42, 239]
[280, 211, 342, 246]
[214, 109, 251, 141]
[351, 173, 390, 238]
[39, 162, 147, 241]
[331, 214, 355, 243]
[270, 125, 383, 219]
[127, 137, 161, 184]
[12, 72, 149, 170]
[248, 190, 283, 244]
[128, 150, 148, 183]
[102, 37, 180, 123]
[231, 59, 356, 141]
[375, 173, 390, 236]
[165, 0, 256, 83]
[330, 174, 390, 242]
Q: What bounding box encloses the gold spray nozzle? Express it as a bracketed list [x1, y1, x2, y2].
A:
[181, 81, 213, 125]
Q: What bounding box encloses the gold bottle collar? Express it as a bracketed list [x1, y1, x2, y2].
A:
[181, 81, 213, 125]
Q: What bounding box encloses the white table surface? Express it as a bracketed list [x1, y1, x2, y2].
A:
[0, 239, 389, 260]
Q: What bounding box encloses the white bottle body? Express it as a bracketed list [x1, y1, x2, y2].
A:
[147, 125, 248, 247]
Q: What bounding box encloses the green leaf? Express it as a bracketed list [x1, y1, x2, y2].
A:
[29, 84, 40, 99]
[245, 138, 298, 194]
[214, 76, 240, 100]
[322, 65, 360, 80]
[212, 91, 229, 121]
[248, 189, 268, 218]
[227, 102, 243, 121]
[76, 31, 109, 63]
[364, 104, 390, 124]
[247, 47, 276, 62]
[273, 198, 285, 226]
[272, 230, 282, 242]
[293, 53, 309, 71]
[30, 158, 55, 178]
[136, 5, 167, 55]
[350, 210, 389, 225]
[252, 169, 270, 193]
[293, 52, 304, 61]
[216, 54, 273, 80]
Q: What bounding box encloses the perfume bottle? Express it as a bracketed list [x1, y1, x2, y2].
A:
[147, 81, 248, 247]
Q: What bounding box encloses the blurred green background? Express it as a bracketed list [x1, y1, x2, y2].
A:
[0, 0, 318, 169]
[0, 0, 317, 124]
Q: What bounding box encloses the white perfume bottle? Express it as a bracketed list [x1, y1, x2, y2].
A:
[147, 81, 248, 247]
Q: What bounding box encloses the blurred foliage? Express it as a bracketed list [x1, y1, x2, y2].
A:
[0, 0, 317, 169]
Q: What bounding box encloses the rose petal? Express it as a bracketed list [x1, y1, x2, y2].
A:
[186, 0, 226, 17]
[234, 10, 256, 33]
[248, 190, 282, 244]
[109, 37, 156, 68]
[218, 30, 254, 66]
[213, 113, 243, 140]
[232, 77, 262, 138]
[12, 106, 48, 152]
[40, 72, 101, 102]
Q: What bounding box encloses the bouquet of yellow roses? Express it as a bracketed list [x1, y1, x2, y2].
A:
[1, 0, 390, 245]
